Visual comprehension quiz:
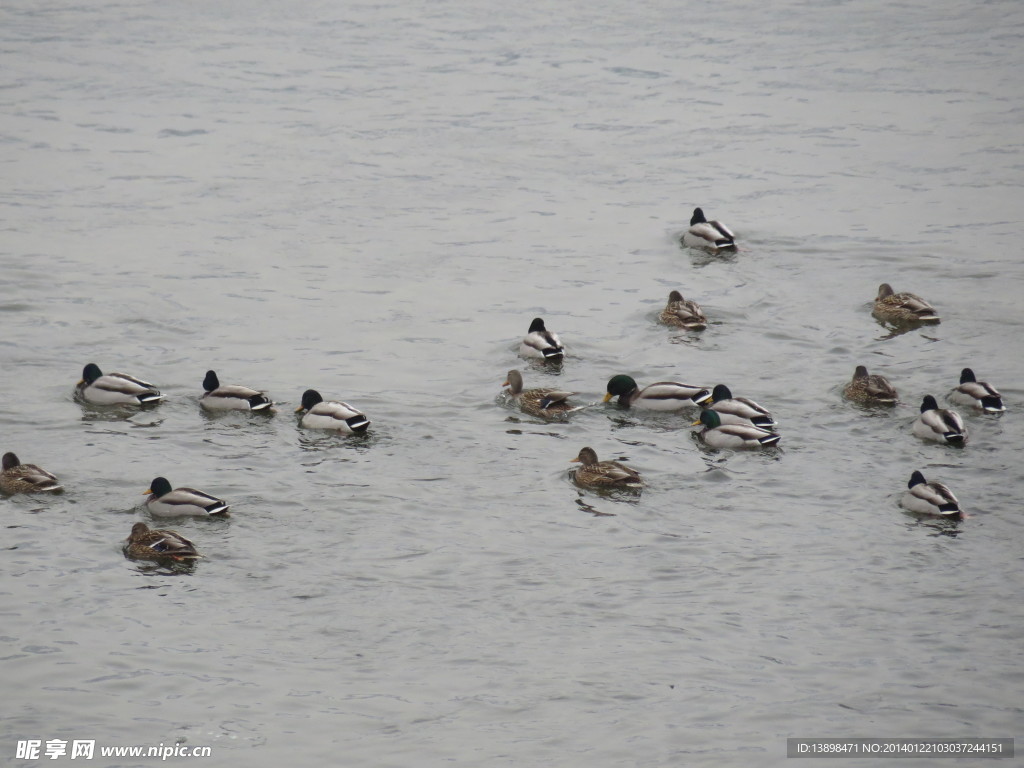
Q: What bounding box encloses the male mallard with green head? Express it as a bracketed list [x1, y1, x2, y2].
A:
[124, 522, 200, 561]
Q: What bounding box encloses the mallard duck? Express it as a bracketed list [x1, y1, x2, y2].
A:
[659, 290, 707, 330]
[901, 470, 963, 519]
[872, 283, 940, 324]
[519, 317, 564, 361]
[693, 409, 781, 449]
[570, 447, 642, 489]
[912, 395, 966, 445]
[681, 207, 736, 251]
[844, 365, 899, 405]
[949, 368, 1004, 413]
[0, 452, 62, 494]
[124, 522, 201, 561]
[604, 374, 711, 410]
[502, 370, 580, 418]
[144, 477, 229, 517]
[709, 384, 776, 427]
[295, 389, 371, 433]
[76, 363, 164, 405]
[200, 370, 272, 411]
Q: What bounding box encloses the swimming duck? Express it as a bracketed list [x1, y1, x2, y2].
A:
[76, 363, 164, 405]
[200, 370, 272, 412]
[570, 447, 642, 489]
[844, 365, 899, 405]
[709, 384, 777, 427]
[872, 283, 940, 324]
[659, 290, 707, 330]
[912, 395, 966, 445]
[124, 522, 201, 561]
[901, 470, 963, 519]
[295, 389, 371, 433]
[604, 374, 711, 410]
[0, 452, 62, 494]
[681, 207, 736, 252]
[502, 370, 580, 419]
[693, 410, 781, 449]
[519, 317, 564, 361]
[144, 477, 229, 517]
[949, 368, 1004, 413]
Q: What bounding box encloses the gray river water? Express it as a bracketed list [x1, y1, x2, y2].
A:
[2, 0, 1023, 765]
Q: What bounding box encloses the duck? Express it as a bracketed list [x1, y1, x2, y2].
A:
[604, 374, 712, 410]
[844, 365, 899, 405]
[949, 368, 1004, 413]
[124, 522, 201, 561]
[502, 370, 580, 419]
[0, 452, 62, 494]
[144, 477, 229, 517]
[200, 370, 272, 411]
[76, 363, 164, 405]
[912, 395, 966, 445]
[681, 207, 736, 251]
[570, 447, 642, 489]
[295, 389, 371, 433]
[693, 410, 781, 449]
[901, 470, 963, 519]
[872, 283, 940, 324]
[709, 384, 777, 427]
[519, 317, 564, 361]
[659, 290, 707, 330]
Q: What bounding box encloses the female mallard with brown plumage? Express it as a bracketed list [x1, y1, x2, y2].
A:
[872, 283, 940, 325]
[570, 447, 642, 489]
[502, 370, 580, 418]
[124, 522, 201, 561]
[0, 452, 62, 494]
[659, 290, 707, 331]
[844, 365, 899, 405]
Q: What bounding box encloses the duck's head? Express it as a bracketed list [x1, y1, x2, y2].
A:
[690, 208, 707, 225]
[129, 522, 151, 541]
[908, 470, 927, 489]
[876, 283, 895, 300]
[2, 452, 21, 471]
[502, 370, 524, 394]
[853, 365, 870, 379]
[145, 477, 173, 497]
[571, 447, 599, 466]
[960, 368, 977, 384]
[604, 374, 638, 403]
[920, 394, 939, 412]
[527, 317, 547, 333]
[711, 383, 733, 402]
[668, 290, 684, 302]
[202, 371, 220, 392]
[296, 389, 324, 413]
[81, 363, 103, 385]
[694, 409, 723, 428]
